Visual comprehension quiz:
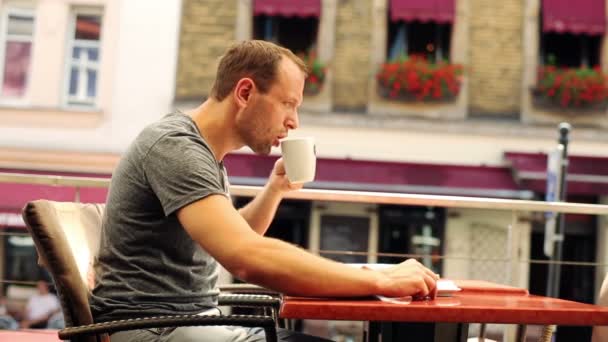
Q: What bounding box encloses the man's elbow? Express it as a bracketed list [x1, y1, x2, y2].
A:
[224, 257, 263, 284]
[231, 265, 255, 284]
[219, 242, 264, 283]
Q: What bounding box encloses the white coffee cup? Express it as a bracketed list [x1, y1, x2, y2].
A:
[280, 137, 316, 184]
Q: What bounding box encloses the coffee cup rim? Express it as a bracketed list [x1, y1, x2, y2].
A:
[279, 136, 314, 143]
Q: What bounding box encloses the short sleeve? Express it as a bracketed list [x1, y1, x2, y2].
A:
[51, 295, 60, 311]
[143, 133, 227, 216]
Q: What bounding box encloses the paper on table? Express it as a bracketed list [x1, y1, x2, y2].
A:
[376, 295, 413, 304]
[347, 264, 413, 303]
[436, 279, 462, 297]
[376, 280, 461, 304]
[347, 264, 462, 299]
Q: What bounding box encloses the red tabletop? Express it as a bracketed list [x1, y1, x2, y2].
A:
[0, 329, 60, 342]
[280, 280, 608, 326]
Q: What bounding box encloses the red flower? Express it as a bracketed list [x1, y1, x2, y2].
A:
[376, 56, 464, 101]
[536, 65, 608, 108]
[300, 50, 326, 95]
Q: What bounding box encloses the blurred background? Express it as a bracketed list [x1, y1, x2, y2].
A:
[0, 0, 608, 341]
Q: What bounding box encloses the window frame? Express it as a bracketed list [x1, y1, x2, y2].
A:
[62, 7, 103, 109]
[0, 6, 35, 105]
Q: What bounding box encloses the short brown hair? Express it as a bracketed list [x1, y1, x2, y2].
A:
[210, 40, 308, 101]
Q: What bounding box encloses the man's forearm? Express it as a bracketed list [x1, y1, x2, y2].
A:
[21, 315, 50, 328]
[238, 184, 283, 235]
[232, 236, 385, 297]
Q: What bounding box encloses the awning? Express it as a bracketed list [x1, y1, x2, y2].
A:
[224, 153, 533, 199]
[0, 155, 533, 228]
[542, 0, 606, 35]
[390, 0, 455, 23]
[504, 152, 608, 196]
[0, 169, 109, 228]
[254, 0, 321, 18]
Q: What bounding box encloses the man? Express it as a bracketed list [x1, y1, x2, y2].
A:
[20, 280, 60, 329]
[91, 40, 438, 341]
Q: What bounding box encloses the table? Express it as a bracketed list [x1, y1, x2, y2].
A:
[0, 329, 60, 342]
[280, 280, 608, 342]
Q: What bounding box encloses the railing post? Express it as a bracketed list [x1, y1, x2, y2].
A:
[507, 210, 521, 287]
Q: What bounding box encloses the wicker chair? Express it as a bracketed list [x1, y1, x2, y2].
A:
[22, 200, 279, 342]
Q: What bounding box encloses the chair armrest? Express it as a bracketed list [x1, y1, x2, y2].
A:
[219, 283, 281, 296]
[218, 293, 282, 325]
[59, 314, 277, 342]
[218, 294, 281, 310]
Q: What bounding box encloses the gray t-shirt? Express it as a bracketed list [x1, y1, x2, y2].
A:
[90, 111, 229, 322]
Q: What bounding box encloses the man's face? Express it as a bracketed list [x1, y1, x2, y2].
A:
[236, 57, 305, 155]
[37, 281, 49, 294]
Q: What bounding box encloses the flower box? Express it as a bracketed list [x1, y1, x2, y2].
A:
[301, 51, 326, 96]
[532, 65, 608, 111]
[376, 56, 464, 103]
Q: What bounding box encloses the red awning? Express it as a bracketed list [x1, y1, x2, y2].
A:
[542, 0, 606, 35]
[224, 153, 531, 199]
[254, 0, 321, 18]
[390, 0, 455, 23]
[0, 169, 109, 228]
[504, 152, 608, 196]
[0, 154, 532, 229]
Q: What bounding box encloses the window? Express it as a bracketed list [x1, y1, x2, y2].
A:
[253, 15, 318, 54]
[252, 0, 320, 55]
[539, 26, 602, 68]
[378, 206, 445, 274]
[319, 215, 370, 264]
[3, 228, 46, 282]
[387, 21, 451, 62]
[386, 0, 454, 62]
[539, 0, 604, 68]
[65, 11, 102, 107]
[0, 8, 34, 100]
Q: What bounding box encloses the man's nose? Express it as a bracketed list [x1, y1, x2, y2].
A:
[286, 110, 299, 130]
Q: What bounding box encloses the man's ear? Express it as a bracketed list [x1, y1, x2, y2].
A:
[234, 78, 255, 108]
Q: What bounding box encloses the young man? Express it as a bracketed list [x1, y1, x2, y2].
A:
[20, 280, 61, 329]
[91, 40, 438, 341]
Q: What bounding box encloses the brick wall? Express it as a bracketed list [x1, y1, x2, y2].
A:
[333, 0, 373, 110]
[469, 0, 523, 116]
[175, 0, 237, 100]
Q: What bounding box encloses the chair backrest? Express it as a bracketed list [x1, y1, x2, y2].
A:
[21, 200, 105, 331]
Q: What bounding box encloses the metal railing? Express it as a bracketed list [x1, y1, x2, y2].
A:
[2, 171, 607, 214]
[2, 171, 608, 280]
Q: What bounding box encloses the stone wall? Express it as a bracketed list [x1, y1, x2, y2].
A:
[175, 0, 237, 100]
[332, 0, 373, 110]
[469, 0, 523, 116]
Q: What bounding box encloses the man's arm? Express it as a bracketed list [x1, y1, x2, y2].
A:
[238, 158, 301, 235]
[19, 309, 60, 329]
[19, 299, 60, 328]
[238, 184, 282, 235]
[178, 194, 437, 298]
